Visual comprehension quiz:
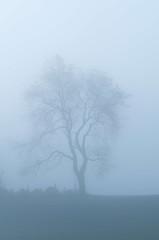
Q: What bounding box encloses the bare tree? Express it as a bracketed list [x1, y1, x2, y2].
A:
[0, 171, 3, 188]
[25, 56, 127, 195]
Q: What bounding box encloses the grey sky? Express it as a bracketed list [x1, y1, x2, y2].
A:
[0, 0, 159, 194]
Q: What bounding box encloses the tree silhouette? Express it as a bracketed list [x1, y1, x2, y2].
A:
[25, 56, 127, 194]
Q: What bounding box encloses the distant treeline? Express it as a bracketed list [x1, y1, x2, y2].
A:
[0, 185, 79, 199]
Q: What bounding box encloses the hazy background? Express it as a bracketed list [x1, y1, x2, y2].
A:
[0, 0, 159, 195]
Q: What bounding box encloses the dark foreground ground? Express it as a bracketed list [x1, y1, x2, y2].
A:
[0, 192, 159, 240]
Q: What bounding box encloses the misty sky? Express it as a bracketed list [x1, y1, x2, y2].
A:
[0, 0, 159, 195]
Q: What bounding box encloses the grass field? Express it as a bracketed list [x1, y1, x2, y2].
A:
[0, 194, 159, 240]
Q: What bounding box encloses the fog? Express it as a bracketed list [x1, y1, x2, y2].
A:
[0, 0, 159, 195]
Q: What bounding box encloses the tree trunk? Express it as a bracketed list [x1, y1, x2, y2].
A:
[77, 173, 86, 195]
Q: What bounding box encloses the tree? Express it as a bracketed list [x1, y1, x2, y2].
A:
[25, 56, 127, 195]
[0, 171, 3, 188]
